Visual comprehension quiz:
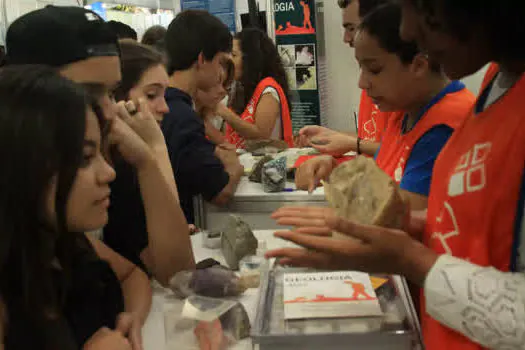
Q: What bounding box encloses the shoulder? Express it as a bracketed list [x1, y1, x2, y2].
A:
[442, 87, 476, 113]
[408, 125, 454, 165]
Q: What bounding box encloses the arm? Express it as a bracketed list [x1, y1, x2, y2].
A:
[87, 236, 152, 326]
[136, 150, 195, 286]
[212, 147, 244, 206]
[424, 255, 525, 350]
[176, 123, 243, 207]
[218, 94, 279, 140]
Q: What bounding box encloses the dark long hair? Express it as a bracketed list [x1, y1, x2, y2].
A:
[115, 39, 165, 101]
[230, 28, 291, 115]
[0, 65, 106, 339]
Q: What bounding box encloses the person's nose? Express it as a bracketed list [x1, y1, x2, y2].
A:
[358, 69, 371, 91]
[98, 157, 116, 185]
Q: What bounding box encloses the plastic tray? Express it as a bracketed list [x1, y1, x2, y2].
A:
[252, 266, 423, 350]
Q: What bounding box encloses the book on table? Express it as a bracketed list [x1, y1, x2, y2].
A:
[283, 271, 383, 320]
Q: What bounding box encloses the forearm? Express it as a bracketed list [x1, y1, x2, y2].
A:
[137, 155, 195, 286]
[150, 146, 180, 201]
[424, 254, 525, 349]
[359, 140, 380, 157]
[222, 109, 269, 140]
[121, 267, 152, 325]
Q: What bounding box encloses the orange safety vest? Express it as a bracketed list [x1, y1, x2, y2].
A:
[376, 83, 475, 184]
[357, 90, 389, 142]
[225, 77, 293, 149]
[422, 64, 525, 350]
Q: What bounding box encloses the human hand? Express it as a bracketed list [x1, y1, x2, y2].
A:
[272, 206, 427, 239]
[119, 99, 167, 153]
[215, 145, 241, 169]
[266, 214, 438, 286]
[298, 126, 356, 156]
[272, 206, 335, 236]
[216, 142, 236, 151]
[83, 327, 132, 350]
[295, 155, 336, 192]
[214, 102, 232, 120]
[116, 312, 143, 350]
[109, 100, 166, 169]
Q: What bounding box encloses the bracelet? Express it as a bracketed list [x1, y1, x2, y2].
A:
[356, 137, 362, 155]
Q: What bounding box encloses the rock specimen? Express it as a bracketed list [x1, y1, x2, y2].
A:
[245, 139, 289, 155]
[323, 156, 407, 231]
[248, 155, 274, 183]
[169, 265, 248, 299]
[220, 302, 251, 340]
[221, 215, 258, 270]
[262, 156, 287, 193]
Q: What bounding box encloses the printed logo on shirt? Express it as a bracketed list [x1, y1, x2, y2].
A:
[431, 201, 460, 254]
[394, 150, 408, 183]
[363, 111, 378, 140]
[448, 142, 492, 197]
[247, 102, 254, 115]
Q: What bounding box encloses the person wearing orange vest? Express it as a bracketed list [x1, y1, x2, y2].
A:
[266, 1, 525, 350]
[295, 0, 390, 156]
[215, 28, 293, 149]
[296, 4, 475, 211]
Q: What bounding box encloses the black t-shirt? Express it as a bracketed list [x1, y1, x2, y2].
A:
[103, 159, 149, 272]
[4, 233, 124, 349]
[161, 87, 230, 224]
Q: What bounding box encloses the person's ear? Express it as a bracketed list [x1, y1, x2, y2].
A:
[410, 53, 430, 78]
[196, 52, 206, 69]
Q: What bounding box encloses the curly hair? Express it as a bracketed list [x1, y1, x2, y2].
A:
[230, 28, 291, 115]
[406, 0, 525, 62]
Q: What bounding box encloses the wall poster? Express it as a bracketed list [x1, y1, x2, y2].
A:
[274, 0, 320, 132]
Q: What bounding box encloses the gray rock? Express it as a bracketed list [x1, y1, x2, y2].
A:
[248, 155, 274, 183]
[262, 157, 287, 193]
[220, 302, 251, 340]
[221, 215, 258, 270]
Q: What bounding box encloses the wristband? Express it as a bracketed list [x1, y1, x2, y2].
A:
[357, 137, 362, 155]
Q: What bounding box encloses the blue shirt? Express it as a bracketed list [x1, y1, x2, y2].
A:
[375, 81, 465, 196]
[161, 87, 230, 224]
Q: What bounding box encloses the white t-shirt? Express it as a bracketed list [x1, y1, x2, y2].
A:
[261, 86, 282, 139]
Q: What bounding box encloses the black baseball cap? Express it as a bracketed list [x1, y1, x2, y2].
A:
[5, 6, 119, 67]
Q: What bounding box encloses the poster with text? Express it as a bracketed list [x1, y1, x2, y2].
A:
[181, 0, 236, 32]
[274, 0, 320, 133]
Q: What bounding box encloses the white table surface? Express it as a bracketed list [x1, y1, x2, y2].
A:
[234, 176, 324, 198]
[142, 230, 295, 350]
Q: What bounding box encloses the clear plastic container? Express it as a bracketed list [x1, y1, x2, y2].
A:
[252, 266, 423, 350]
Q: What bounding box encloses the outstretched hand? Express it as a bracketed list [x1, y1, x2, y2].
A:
[267, 208, 437, 286]
[296, 125, 356, 156]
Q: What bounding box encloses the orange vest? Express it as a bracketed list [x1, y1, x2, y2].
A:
[225, 77, 293, 149]
[376, 83, 475, 184]
[422, 65, 525, 350]
[357, 90, 389, 142]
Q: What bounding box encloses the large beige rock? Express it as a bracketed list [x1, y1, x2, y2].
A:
[323, 156, 407, 231]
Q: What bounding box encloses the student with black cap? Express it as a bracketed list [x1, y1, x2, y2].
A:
[162, 9, 244, 224]
[4, 5, 194, 347]
[107, 20, 138, 41]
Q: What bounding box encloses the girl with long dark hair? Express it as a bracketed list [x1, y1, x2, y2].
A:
[0, 65, 155, 350]
[217, 28, 294, 148]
